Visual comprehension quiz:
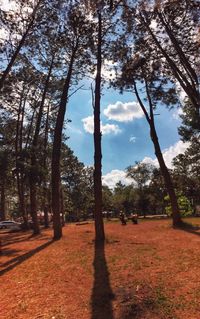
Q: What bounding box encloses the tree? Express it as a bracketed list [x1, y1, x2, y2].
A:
[111, 8, 183, 225]
[86, 0, 119, 242]
[173, 136, 200, 209]
[51, 3, 92, 239]
[126, 162, 154, 217]
[136, 0, 200, 120]
[61, 144, 94, 221]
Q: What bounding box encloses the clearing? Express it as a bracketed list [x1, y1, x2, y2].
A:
[0, 219, 200, 319]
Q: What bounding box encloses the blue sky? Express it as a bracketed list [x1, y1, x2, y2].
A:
[66, 83, 188, 187]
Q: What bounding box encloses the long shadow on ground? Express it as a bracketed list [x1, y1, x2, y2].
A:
[176, 222, 200, 237]
[91, 241, 115, 319]
[0, 240, 53, 276]
[0, 232, 35, 247]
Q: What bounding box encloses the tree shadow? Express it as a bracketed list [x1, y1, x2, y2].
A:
[91, 241, 115, 319]
[0, 240, 53, 276]
[1, 233, 34, 247]
[176, 221, 200, 237]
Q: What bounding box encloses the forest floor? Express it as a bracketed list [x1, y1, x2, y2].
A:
[0, 218, 200, 319]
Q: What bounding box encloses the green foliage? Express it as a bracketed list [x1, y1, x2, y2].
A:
[164, 193, 193, 216]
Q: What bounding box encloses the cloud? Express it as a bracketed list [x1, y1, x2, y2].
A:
[67, 124, 83, 135]
[129, 136, 136, 143]
[103, 141, 190, 189]
[101, 59, 118, 81]
[172, 108, 183, 120]
[102, 170, 133, 189]
[175, 82, 187, 106]
[0, 0, 18, 11]
[142, 140, 190, 169]
[82, 116, 122, 135]
[104, 101, 144, 122]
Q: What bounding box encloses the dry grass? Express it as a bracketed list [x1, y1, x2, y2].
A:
[0, 218, 200, 319]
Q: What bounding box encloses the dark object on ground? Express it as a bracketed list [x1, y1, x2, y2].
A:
[119, 212, 127, 225]
[131, 214, 138, 224]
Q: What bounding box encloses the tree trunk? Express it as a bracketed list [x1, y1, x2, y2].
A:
[52, 48, 77, 240]
[134, 80, 182, 227]
[17, 175, 28, 228]
[150, 124, 182, 226]
[60, 187, 65, 226]
[30, 178, 40, 234]
[15, 87, 29, 229]
[42, 101, 51, 228]
[29, 56, 54, 234]
[0, 180, 6, 221]
[93, 12, 105, 242]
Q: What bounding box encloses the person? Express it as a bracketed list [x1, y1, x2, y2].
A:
[119, 211, 127, 225]
[130, 213, 138, 224]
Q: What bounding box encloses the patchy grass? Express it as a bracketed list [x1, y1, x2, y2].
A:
[0, 219, 200, 319]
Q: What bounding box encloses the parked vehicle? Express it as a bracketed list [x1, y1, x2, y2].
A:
[0, 220, 21, 231]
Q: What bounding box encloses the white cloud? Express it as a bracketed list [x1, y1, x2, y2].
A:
[0, 0, 18, 11]
[101, 123, 122, 135]
[175, 82, 187, 106]
[129, 136, 136, 143]
[102, 170, 133, 189]
[0, 27, 9, 44]
[104, 101, 144, 122]
[103, 141, 190, 189]
[82, 116, 121, 135]
[172, 108, 183, 120]
[101, 59, 117, 81]
[67, 124, 83, 135]
[142, 140, 190, 169]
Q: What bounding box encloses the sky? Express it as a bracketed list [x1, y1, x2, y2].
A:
[66, 82, 189, 188]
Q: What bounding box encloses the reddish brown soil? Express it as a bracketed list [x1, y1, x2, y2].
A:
[0, 219, 200, 319]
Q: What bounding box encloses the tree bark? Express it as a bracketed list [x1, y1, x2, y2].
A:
[29, 55, 54, 235]
[150, 124, 182, 226]
[134, 80, 182, 227]
[93, 12, 105, 242]
[0, 179, 6, 221]
[42, 101, 51, 228]
[52, 47, 77, 240]
[15, 87, 29, 229]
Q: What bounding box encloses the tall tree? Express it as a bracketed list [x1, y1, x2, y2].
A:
[51, 3, 92, 239]
[126, 162, 154, 217]
[85, 0, 119, 241]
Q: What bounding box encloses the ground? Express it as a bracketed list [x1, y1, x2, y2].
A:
[0, 219, 200, 319]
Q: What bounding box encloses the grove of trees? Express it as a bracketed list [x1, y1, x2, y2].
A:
[0, 0, 199, 241]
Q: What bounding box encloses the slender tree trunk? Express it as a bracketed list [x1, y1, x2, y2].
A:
[60, 187, 65, 226]
[134, 80, 182, 227]
[93, 12, 105, 242]
[29, 56, 54, 235]
[150, 124, 182, 226]
[15, 87, 29, 228]
[0, 179, 6, 221]
[0, 1, 41, 90]
[52, 48, 77, 240]
[42, 101, 51, 228]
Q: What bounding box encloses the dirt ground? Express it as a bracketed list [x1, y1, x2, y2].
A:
[0, 219, 200, 319]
